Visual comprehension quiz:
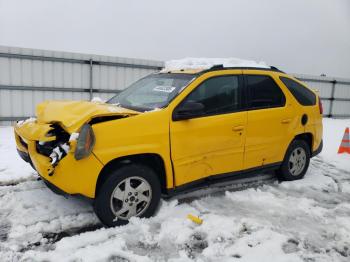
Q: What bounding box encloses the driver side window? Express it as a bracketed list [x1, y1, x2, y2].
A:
[185, 75, 242, 116]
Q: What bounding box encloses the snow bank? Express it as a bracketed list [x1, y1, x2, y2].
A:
[0, 127, 37, 185]
[320, 118, 350, 171]
[164, 57, 270, 71]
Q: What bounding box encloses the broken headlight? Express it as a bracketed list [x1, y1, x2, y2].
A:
[74, 124, 95, 160]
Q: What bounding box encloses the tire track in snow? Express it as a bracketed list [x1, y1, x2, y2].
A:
[1, 157, 349, 261]
[179, 157, 350, 261]
[0, 173, 278, 259]
[0, 179, 45, 197]
[311, 156, 350, 193]
[0, 178, 101, 257]
[0, 174, 38, 187]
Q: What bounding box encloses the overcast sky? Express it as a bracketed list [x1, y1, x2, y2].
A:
[0, 0, 349, 78]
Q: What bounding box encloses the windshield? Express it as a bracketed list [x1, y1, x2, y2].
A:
[107, 73, 195, 111]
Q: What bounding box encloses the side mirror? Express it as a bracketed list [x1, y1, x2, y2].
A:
[173, 101, 204, 121]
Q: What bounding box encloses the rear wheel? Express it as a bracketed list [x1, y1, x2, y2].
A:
[94, 164, 161, 227]
[277, 140, 310, 181]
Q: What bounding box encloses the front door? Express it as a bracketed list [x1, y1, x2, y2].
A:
[170, 74, 247, 186]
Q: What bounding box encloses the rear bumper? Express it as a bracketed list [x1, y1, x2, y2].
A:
[311, 139, 323, 157]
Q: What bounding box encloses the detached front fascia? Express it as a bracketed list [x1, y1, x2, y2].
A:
[14, 120, 103, 198]
[13, 100, 139, 198]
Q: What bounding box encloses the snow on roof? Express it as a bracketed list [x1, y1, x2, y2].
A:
[164, 57, 270, 71]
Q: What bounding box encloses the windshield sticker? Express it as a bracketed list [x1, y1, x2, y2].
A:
[153, 86, 176, 93]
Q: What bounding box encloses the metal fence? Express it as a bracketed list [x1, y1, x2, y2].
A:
[0, 46, 349, 125]
[294, 74, 350, 118]
[0, 46, 163, 125]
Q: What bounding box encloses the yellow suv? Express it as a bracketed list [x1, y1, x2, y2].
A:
[14, 65, 323, 226]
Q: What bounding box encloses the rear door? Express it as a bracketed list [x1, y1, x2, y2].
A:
[243, 71, 296, 169]
[170, 73, 247, 186]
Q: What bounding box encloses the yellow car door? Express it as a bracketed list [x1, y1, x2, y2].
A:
[170, 74, 247, 186]
[243, 71, 296, 169]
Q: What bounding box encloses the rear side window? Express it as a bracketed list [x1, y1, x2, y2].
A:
[280, 77, 316, 106]
[246, 75, 286, 109]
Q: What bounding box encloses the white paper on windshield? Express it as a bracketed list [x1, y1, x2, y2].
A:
[153, 86, 176, 93]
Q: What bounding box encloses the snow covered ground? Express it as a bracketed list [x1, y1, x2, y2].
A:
[0, 118, 349, 262]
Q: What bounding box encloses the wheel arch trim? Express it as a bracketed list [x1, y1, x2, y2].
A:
[95, 153, 168, 197]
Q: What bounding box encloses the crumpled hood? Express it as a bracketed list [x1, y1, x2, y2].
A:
[36, 100, 139, 132]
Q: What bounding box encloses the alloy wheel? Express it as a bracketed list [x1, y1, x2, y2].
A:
[288, 147, 307, 176]
[110, 176, 152, 220]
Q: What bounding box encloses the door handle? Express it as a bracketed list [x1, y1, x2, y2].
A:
[281, 118, 291, 124]
[233, 126, 244, 131]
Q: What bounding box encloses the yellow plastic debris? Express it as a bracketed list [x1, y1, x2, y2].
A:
[187, 214, 203, 225]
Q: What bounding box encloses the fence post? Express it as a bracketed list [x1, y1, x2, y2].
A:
[328, 80, 336, 118]
[89, 59, 93, 100]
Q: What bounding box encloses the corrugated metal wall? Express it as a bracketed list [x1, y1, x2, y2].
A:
[294, 74, 350, 118]
[0, 46, 163, 125]
[0, 46, 349, 125]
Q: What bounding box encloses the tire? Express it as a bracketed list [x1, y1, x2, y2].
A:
[277, 140, 310, 181]
[93, 164, 161, 227]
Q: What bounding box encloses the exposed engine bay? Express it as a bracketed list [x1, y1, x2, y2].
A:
[36, 124, 73, 167]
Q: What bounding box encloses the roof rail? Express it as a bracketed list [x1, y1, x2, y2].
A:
[200, 65, 284, 74]
[209, 64, 224, 70]
[270, 66, 284, 72]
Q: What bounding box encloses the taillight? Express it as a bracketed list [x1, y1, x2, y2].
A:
[75, 124, 95, 160]
[318, 98, 323, 114]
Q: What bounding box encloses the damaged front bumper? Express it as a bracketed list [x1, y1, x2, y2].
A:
[14, 121, 103, 199]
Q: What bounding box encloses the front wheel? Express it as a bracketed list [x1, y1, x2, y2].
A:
[277, 140, 310, 181]
[94, 164, 161, 227]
